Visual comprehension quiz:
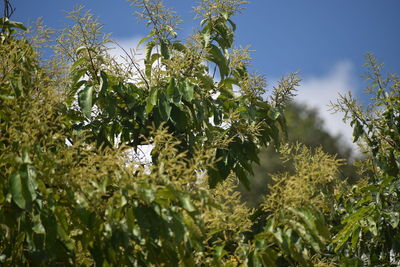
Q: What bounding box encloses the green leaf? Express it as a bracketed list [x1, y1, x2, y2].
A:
[181, 80, 194, 102]
[179, 194, 196, 212]
[167, 77, 176, 98]
[145, 87, 158, 114]
[165, 25, 177, 38]
[350, 227, 361, 250]
[159, 93, 172, 121]
[214, 22, 233, 48]
[22, 147, 32, 164]
[201, 24, 211, 47]
[99, 71, 108, 95]
[71, 57, 87, 70]
[75, 46, 87, 55]
[213, 245, 225, 261]
[145, 40, 157, 65]
[218, 77, 236, 98]
[9, 165, 37, 210]
[171, 41, 186, 53]
[227, 19, 236, 31]
[334, 222, 360, 252]
[71, 68, 87, 86]
[235, 165, 250, 190]
[352, 120, 363, 142]
[207, 44, 229, 79]
[289, 207, 327, 241]
[170, 104, 189, 130]
[160, 40, 170, 59]
[4, 19, 27, 31]
[388, 211, 399, 228]
[219, 77, 238, 88]
[137, 32, 155, 49]
[78, 86, 94, 118]
[213, 105, 222, 125]
[9, 172, 26, 209]
[267, 108, 280, 121]
[341, 257, 363, 267]
[220, 10, 230, 20]
[145, 53, 162, 78]
[32, 216, 46, 234]
[21, 164, 37, 200]
[288, 219, 321, 252]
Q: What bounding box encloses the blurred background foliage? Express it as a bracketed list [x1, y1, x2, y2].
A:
[239, 101, 359, 207]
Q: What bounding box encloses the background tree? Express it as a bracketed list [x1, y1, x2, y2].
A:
[240, 101, 359, 207]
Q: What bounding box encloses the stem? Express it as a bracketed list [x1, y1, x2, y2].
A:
[77, 20, 100, 84]
[113, 41, 150, 89]
[3, 0, 15, 19]
[142, 0, 164, 42]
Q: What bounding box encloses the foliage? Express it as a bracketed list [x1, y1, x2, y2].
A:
[196, 175, 254, 265]
[240, 102, 358, 207]
[330, 54, 400, 265]
[262, 144, 341, 215]
[1, 17, 217, 265]
[59, 0, 298, 190]
[1, 0, 399, 266]
[0, 1, 296, 265]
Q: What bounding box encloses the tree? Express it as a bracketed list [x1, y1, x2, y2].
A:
[330, 54, 400, 265]
[1, 0, 399, 265]
[0, 0, 298, 265]
[54, 1, 300, 189]
[240, 102, 359, 207]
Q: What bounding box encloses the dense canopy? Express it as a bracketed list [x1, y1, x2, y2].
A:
[1, 0, 399, 266]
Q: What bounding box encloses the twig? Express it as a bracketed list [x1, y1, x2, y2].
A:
[112, 41, 150, 89]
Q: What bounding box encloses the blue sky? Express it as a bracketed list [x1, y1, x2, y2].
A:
[13, 1, 400, 77]
[12, 0, 400, 148]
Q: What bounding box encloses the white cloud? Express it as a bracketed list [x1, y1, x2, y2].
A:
[295, 61, 358, 153]
[108, 36, 143, 60]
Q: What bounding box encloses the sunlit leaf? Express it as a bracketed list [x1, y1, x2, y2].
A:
[78, 85, 94, 118]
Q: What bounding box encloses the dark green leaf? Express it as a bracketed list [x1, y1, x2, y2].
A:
[267, 108, 280, 121]
[9, 172, 26, 209]
[207, 44, 229, 79]
[145, 53, 162, 78]
[235, 165, 250, 190]
[145, 87, 158, 114]
[99, 71, 108, 95]
[78, 86, 94, 118]
[227, 19, 236, 31]
[160, 40, 170, 59]
[9, 165, 37, 210]
[352, 120, 363, 142]
[181, 80, 194, 102]
[159, 93, 172, 121]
